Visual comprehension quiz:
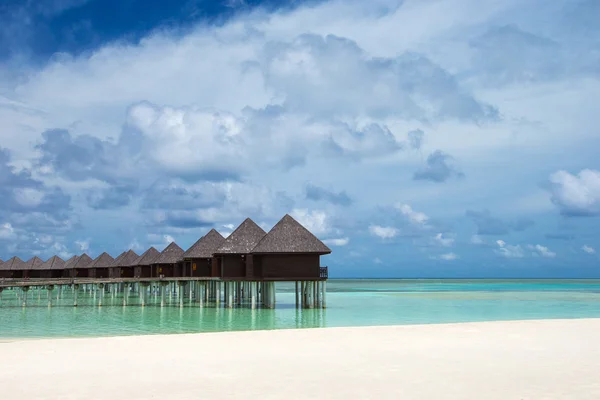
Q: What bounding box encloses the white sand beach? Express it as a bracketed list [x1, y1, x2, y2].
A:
[1, 319, 599, 400]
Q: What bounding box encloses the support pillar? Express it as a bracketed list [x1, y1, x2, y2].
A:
[295, 281, 299, 308]
[22, 287, 29, 307]
[98, 283, 104, 306]
[227, 282, 233, 308]
[323, 280, 327, 309]
[123, 284, 129, 306]
[47, 285, 54, 307]
[73, 284, 79, 307]
[216, 282, 221, 306]
[179, 282, 186, 308]
[250, 282, 256, 309]
[160, 282, 167, 307]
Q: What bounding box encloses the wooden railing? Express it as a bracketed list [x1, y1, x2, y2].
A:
[320, 266, 328, 279]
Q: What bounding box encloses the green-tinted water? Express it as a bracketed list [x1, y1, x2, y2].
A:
[1, 279, 600, 339]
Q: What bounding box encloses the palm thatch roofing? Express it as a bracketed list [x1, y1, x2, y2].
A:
[252, 214, 332, 254]
[133, 247, 161, 266]
[4, 256, 25, 270]
[63, 255, 79, 270]
[39, 256, 65, 271]
[110, 250, 139, 268]
[88, 252, 114, 269]
[215, 218, 267, 255]
[183, 229, 225, 259]
[72, 254, 93, 269]
[153, 242, 184, 264]
[24, 256, 45, 270]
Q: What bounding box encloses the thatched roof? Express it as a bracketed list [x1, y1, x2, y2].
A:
[215, 218, 266, 254]
[88, 252, 114, 269]
[63, 255, 79, 269]
[111, 250, 139, 268]
[72, 254, 93, 269]
[24, 256, 45, 270]
[183, 229, 225, 259]
[252, 214, 332, 254]
[133, 247, 161, 266]
[153, 242, 184, 264]
[39, 256, 65, 271]
[4, 256, 25, 270]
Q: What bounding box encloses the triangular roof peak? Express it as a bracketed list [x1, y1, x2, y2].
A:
[215, 218, 267, 254]
[183, 229, 225, 259]
[134, 247, 161, 266]
[111, 250, 139, 267]
[73, 253, 93, 268]
[39, 256, 66, 271]
[89, 252, 115, 269]
[64, 255, 79, 269]
[251, 214, 332, 254]
[25, 256, 45, 270]
[2, 256, 24, 270]
[153, 242, 184, 264]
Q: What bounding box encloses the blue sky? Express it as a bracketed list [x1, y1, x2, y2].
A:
[1, 0, 599, 278]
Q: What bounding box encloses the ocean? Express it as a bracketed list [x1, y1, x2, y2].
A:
[1, 279, 600, 339]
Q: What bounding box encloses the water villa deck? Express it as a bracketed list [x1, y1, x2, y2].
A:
[0, 215, 330, 309]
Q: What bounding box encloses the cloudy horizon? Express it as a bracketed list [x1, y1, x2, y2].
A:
[1, 0, 599, 278]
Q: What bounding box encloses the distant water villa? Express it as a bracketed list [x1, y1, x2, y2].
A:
[0, 215, 331, 309]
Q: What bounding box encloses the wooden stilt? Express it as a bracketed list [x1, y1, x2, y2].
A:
[98, 283, 104, 307]
[123, 284, 129, 306]
[73, 285, 78, 307]
[295, 281, 299, 308]
[47, 286, 54, 307]
[323, 281, 327, 309]
[160, 282, 166, 307]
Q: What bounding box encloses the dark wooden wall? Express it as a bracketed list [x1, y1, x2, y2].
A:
[221, 255, 245, 278]
[189, 258, 211, 277]
[255, 254, 320, 279]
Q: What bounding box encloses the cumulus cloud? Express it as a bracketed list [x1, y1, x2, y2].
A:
[75, 239, 90, 253]
[582, 245, 596, 254]
[323, 237, 349, 246]
[527, 244, 557, 258]
[549, 169, 600, 216]
[368, 225, 398, 239]
[433, 233, 454, 247]
[0, 223, 16, 240]
[433, 252, 458, 261]
[413, 150, 464, 183]
[395, 203, 429, 227]
[305, 183, 352, 206]
[407, 129, 425, 150]
[495, 239, 524, 258]
[290, 209, 330, 236]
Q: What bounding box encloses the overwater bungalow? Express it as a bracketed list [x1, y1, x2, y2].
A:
[25, 256, 45, 279]
[63, 255, 79, 278]
[109, 250, 139, 278]
[133, 247, 160, 278]
[251, 214, 331, 280]
[38, 256, 65, 279]
[87, 252, 114, 278]
[0, 257, 19, 279]
[10, 257, 31, 279]
[213, 218, 267, 279]
[72, 254, 93, 278]
[182, 229, 225, 278]
[152, 242, 184, 278]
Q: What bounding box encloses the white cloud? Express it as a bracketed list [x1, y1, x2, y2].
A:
[223, 224, 235, 231]
[164, 235, 175, 244]
[434, 233, 454, 247]
[291, 209, 330, 236]
[582, 245, 595, 254]
[549, 169, 600, 216]
[528, 244, 556, 258]
[368, 225, 398, 239]
[74, 239, 90, 253]
[0, 223, 16, 240]
[494, 239, 524, 258]
[395, 203, 429, 227]
[323, 237, 349, 246]
[439, 252, 458, 261]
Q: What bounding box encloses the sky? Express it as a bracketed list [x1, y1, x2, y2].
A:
[1, 0, 599, 278]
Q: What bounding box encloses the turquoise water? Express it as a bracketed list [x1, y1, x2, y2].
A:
[1, 279, 600, 339]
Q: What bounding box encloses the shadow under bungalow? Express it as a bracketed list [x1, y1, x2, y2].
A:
[0, 214, 331, 309]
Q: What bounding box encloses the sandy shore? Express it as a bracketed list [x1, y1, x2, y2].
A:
[1, 319, 599, 399]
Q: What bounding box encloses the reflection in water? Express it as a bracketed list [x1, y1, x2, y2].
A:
[0, 280, 600, 338]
